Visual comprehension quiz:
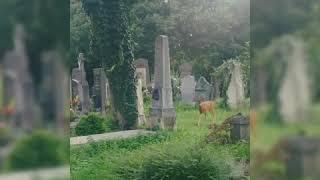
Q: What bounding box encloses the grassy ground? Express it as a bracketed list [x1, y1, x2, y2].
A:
[252, 104, 320, 152]
[70, 103, 249, 180]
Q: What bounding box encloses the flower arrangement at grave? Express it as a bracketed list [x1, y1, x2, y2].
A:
[0, 99, 15, 120]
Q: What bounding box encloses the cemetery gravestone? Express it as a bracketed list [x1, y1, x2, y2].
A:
[195, 76, 213, 102]
[212, 74, 221, 99]
[93, 68, 107, 115]
[226, 61, 245, 109]
[179, 62, 192, 78]
[181, 75, 196, 105]
[285, 136, 320, 179]
[2, 24, 38, 135]
[150, 35, 176, 130]
[71, 69, 81, 111]
[105, 79, 111, 113]
[41, 51, 69, 133]
[278, 38, 311, 123]
[71, 53, 90, 114]
[229, 113, 249, 141]
[134, 58, 150, 88]
[136, 77, 146, 126]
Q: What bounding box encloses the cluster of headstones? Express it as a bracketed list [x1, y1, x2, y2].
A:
[179, 63, 213, 105]
[71, 53, 111, 117]
[71, 35, 177, 130]
[0, 25, 68, 137]
[179, 61, 245, 109]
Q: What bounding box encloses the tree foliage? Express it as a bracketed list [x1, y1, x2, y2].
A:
[133, 0, 250, 79]
[252, 0, 320, 103]
[0, 0, 69, 86]
[71, 0, 250, 81]
[81, 0, 138, 129]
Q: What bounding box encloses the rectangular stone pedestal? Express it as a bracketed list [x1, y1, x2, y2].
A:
[150, 108, 176, 130]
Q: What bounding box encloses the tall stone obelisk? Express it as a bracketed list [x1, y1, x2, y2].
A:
[150, 35, 176, 130]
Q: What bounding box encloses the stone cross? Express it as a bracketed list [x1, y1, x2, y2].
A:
[181, 75, 196, 105]
[71, 53, 90, 114]
[150, 35, 176, 130]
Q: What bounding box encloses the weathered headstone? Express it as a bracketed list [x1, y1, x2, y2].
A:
[105, 79, 111, 112]
[229, 113, 249, 141]
[78, 53, 90, 113]
[181, 75, 196, 105]
[195, 76, 213, 102]
[134, 58, 150, 88]
[71, 53, 90, 114]
[278, 38, 311, 123]
[136, 77, 146, 126]
[2, 24, 39, 135]
[226, 61, 245, 109]
[212, 74, 221, 99]
[71, 69, 81, 100]
[284, 135, 320, 179]
[150, 35, 176, 130]
[179, 62, 192, 78]
[93, 68, 107, 115]
[41, 51, 69, 134]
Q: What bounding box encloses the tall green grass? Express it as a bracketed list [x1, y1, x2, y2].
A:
[71, 103, 249, 180]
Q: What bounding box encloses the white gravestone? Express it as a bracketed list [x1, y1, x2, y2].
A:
[181, 75, 196, 105]
[226, 61, 245, 109]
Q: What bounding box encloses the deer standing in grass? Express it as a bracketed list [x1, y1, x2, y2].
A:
[198, 99, 216, 126]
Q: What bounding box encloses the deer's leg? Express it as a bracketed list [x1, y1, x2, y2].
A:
[198, 113, 202, 127]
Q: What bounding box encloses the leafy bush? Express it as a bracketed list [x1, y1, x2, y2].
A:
[104, 115, 119, 132]
[75, 113, 106, 136]
[207, 119, 232, 144]
[118, 144, 232, 180]
[6, 131, 68, 171]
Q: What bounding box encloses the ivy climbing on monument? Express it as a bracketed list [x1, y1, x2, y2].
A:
[81, 0, 137, 129]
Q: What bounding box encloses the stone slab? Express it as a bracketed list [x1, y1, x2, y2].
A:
[70, 130, 155, 145]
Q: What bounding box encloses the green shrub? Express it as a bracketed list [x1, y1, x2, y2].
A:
[206, 120, 232, 144]
[6, 131, 68, 171]
[118, 144, 232, 180]
[75, 113, 106, 136]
